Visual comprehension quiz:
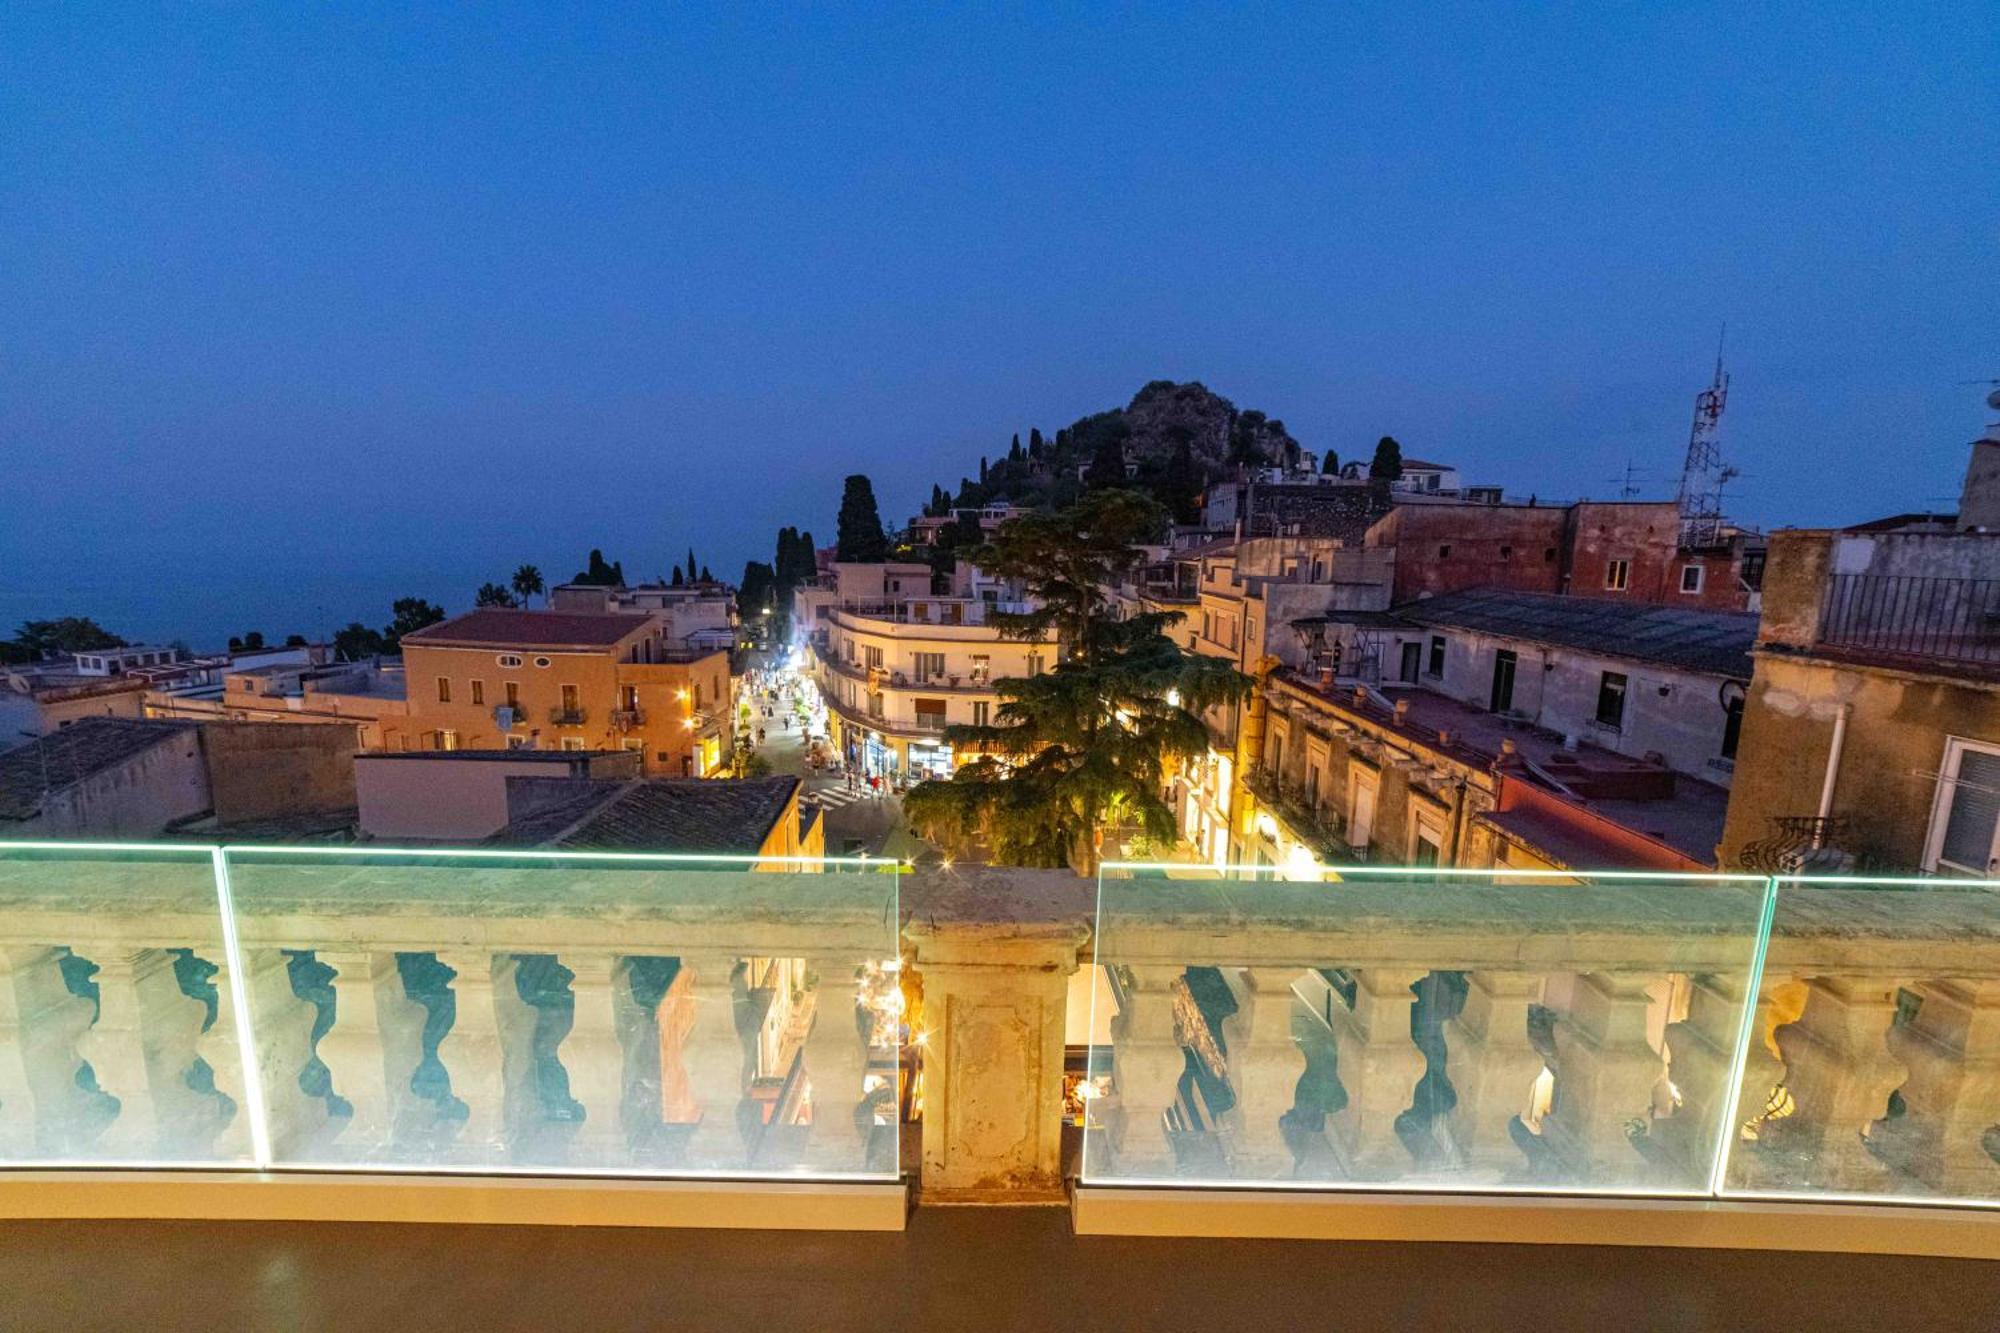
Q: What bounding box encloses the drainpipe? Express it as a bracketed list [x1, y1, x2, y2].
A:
[1811, 704, 1850, 850]
[1233, 655, 1279, 856]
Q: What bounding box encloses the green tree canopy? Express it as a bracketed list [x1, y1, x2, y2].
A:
[1369, 435, 1404, 481]
[12, 617, 126, 660]
[1321, 448, 1340, 475]
[573, 549, 625, 587]
[333, 622, 387, 660]
[905, 490, 1251, 874]
[511, 564, 545, 605]
[385, 597, 446, 648]
[475, 582, 518, 607]
[835, 475, 889, 561]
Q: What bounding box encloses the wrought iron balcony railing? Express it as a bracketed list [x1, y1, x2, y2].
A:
[1817, 573, 2000, 669]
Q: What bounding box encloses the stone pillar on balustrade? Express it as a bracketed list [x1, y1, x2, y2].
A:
[904, 866, 1089, 1201]
[1101, 963, 1183, 1181]
[1442, 970, 1548, 1175]
[1877, 978, 1999, 1196]
[1545, 972, 1664, 1181]
[70, 947, 175, 1158]
[312, 949, 403, 1161]
[1771, 974, 1912, 1193]
[1217, 966, 1306, 1179]
[559, 953, 632, 1167]
[0, 946, 91, 1158]
[433, 948, 528, 1164]
[1655, 971, 1763, 1186]
[664, 950, 751, 1172]
[244, 947, 320, 1156]
[1326, 967, 1428, 1178]
[800, 956, 872, 1173]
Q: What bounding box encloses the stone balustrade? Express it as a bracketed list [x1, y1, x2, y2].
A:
[0, 849, 1995, 1214]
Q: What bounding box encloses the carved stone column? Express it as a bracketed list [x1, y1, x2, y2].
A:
[663, 951, 749, 1171]
[1774, 975, 1910, 1192]
[800, 957, 871, 1172]
[1100, 963, 1185, 1183]
[313, 949, 396, 1157]
[1879, 979, 1999, 1195]
[905, 915, 1087, 1200]
[1218, 966, 1306, 1178]
[1327, 967, 1427, 1176]
[72, 948, 172, 1157]
[433, 949, 516, 1163]
[1546, 972, 1663, 1179]
[561, 953, 631, 1166]
[1656, 971, 1756, 1183]
[1443, 970, 1547, 1171]
[0, 947, 62, 1157]
[245, 948, 320, 1157]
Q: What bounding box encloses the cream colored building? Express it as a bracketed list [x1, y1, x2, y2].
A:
[809, 591, 1053, 780]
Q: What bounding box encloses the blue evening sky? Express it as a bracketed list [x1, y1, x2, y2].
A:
[1, 4, 1994, 645]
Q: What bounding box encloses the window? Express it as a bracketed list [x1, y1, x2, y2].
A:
[1267, 733, 1283, 777]
[470, 679, 485, 706]
[972, 701, 990, 726]
[622, 739, 644, 753]
[561, 737, 585, 752]
[505, 681, 521, 708]
[1489, 649, 1517, 713]
[1499, 545, 1512, 560]
[560, 684, 580, 718]
[496, 654, 523, 668]
[970, 654, 991, 684]
[1605, 559, 1631, 591]
[865, 645, 884, 671]
[867, 691, 884, 718]
[1348, 770, 1378, 850]
[506, 735, 532, 750]
[1680, 564, 1704, 594]
[914, 652, 946, 681]
[914, 698, 947, 730]
[436, 676, 451, 703]
[1544, 547, 1557, 563]
[438, 729, 459, 752]
[621, 685, 639, 710]
[1438, 544, 1451, 558]
[693, 682, 703, 709]
[1595, 671, 1628, 729]
[1721, 688, 1744, 760]
[1925, 738, 2000, 875]
[1026, 653, 1045, 676]
[1427, 635, 1446, 678]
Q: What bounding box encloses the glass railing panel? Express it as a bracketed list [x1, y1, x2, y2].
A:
[220, 848, 900, 1179]
[1082, 863, 1772, 1196]
[0, 842, 254, 1166]
[1721, 874, 1999, 1206]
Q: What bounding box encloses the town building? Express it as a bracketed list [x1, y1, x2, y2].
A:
[4, 643, 339, 742]
[904, 503, 1034, 547]
[1718, 522, 2000, 874]
[353, 748, 642, 841]
[807, 583, 1053, 781]
[144, 658, 412, 751]
[550, 580, 738, 652]
[399, 609, 732, 777]
[0, 717, 358, 839]
[484, 773, 823, 863]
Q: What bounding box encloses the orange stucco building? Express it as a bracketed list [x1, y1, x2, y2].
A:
[399, 609, 731, 777]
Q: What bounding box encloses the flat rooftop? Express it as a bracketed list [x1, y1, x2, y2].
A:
[404, 609, 654, 650]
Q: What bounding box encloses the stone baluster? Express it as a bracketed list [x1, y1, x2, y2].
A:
[1655, 971, 1758, 1181]
[1442, 970, 1547, 1170]
[1879, 979, 2000, 1195]
[560, 954, 631, 1166]
[800, 957, 871, 1171]
[1545, 973, 1664, 1179]
[129, 949, 237, 1159]
[313, 949, 397, 1156]
[0, 947, 72, 1157]
[432, 949, 517, 1162]
[1103, 964, 1187, 1181]
[73, 948, 172, 1157]
[1326, 967, 1428, 1177]
[245, 949, 327, 1157]
[1773, 975, 1910, 1192]
[1217, 966, 1306, 1178]
[664, 951, 750, 1171]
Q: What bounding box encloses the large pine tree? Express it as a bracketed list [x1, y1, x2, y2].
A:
[904, 490, 1251, 874]
[835, 476, 889, 561]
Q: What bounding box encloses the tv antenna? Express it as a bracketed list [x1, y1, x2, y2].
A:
[1676, 327, 1732, 548]
[1606, 462, 1651, 500]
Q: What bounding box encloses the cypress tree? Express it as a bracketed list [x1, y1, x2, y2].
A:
[835, 477, 888, 561]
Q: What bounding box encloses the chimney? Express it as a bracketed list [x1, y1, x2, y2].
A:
[1393, 699, 1411, 725]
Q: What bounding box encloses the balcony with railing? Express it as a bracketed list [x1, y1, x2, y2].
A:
[1241, 768, 1366, 863]
[0, 844, 1994, 1270]
[548, 705, 588, 726]
[1816, 572, 2000, 671]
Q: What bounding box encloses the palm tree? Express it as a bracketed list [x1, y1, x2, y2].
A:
[511, 564, 545, 607]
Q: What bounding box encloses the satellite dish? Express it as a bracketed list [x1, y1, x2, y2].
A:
[1987, 387, 2000, 412]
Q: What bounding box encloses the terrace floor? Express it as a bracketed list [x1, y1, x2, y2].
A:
[0, 1205, 1993, 1332]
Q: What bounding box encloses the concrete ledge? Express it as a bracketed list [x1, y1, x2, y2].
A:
[1072, 1187, 1999, 1259]
[0, 1172, 907, 1232]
